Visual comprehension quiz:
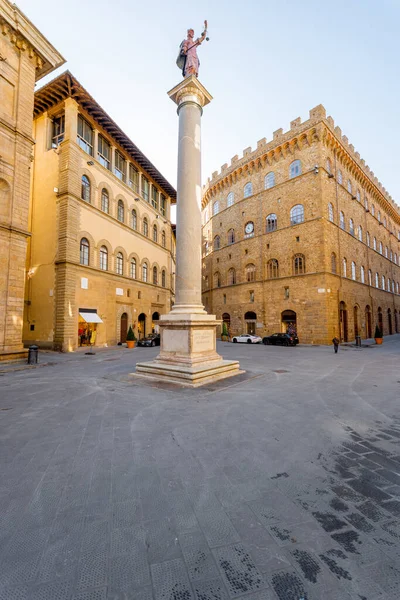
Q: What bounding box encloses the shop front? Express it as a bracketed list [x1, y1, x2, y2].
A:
[78, 309, 103, 347]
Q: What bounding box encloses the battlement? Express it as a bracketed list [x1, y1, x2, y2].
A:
[203, 104, 399, 214]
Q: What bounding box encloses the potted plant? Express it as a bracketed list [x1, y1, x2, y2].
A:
[126, 325, 136, 349]
[221, 321, 229, 342]
[374, 324, 383, 345]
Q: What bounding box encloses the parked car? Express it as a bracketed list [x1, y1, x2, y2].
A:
[232, 334, 262, 344]
[137, 334, 160, 347]
[262, 333, 299, 346]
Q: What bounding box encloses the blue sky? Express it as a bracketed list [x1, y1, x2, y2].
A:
[24, 0, 399, 210]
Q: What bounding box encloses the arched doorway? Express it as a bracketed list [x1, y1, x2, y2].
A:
[353, 305, 360, 338]
[378, 307, 383, 334]
[395, 310, 398, 334]
[244, 311, 257, 335]
[138, 313, 146, 339]
[339, 301, 348, 342]
[152, 312, 160, 333]
[222, 313, 231, 337]
[281, 310, 297, 334]
[120, 312, 128, 343]
[388, 308, 393, 335]
[365, 305, 372, 339]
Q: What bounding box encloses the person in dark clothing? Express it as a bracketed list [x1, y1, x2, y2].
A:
[332, 337, 340, 353]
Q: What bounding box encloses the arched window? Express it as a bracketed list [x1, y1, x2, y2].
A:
[328, 203, 334, 222]
[245, 263, 256, 282]
[395, 254, 398, 265]
[213, 200, 220, 215]
[153, 266, 158, 285]
[227, 192, 234, 207]
[244, 182, 253, 198]
[81, 175, 91, 202]
[326, 158, 332, 174]
[373, 237, 377, 250]
[101, 188, 109, 213]
[390, 250, 393, 261]
[356, 190, 361, 202]
[385, 246, 388, 258]
[293, 254, 305, 275]
[267, 259, 279, 279]
[383, 216, 387, 227]
[351, 261, 356, 280]
[116, 252, 124, 275]
[343, 258, 347, 277]
[80, 238, 89, 265]
[143, 218, 148, 237]
[153, 224, 158, 243]
[366, 231, 370, 247]
[142, 263, 148, 282]
[347, 180, 352, 194]
[227, 229, 235, 244]
[360, 266, 365, 283]
[364, 197, 369, 210]
[371, 204, 375, 216]
[162, 269, 166, 288]
[161, 231, 166, 248]
[368, 269, 372, 286]
[289, 160, 301, 178]
[214, 272, 221, 288]
[266, 213, 277, 232]
[387, 278, 391, 292]
[214, 235, 220, 250]
[379, 242, 383, 255]
[228, 268, 236, 285]
[382, 275, 385, 290]
[131, 209, 137, 230]
[338, 170, 343, 184]
[397, 282, 399, 294]
[130, 258, 136, 279]
[358, 225, 363, 242]
[117, 200, 124, 223]
[100, 245, 108, 270]
[290, 204, 304, 225]
[265, 172, 275, 189]
[349, 219, 354, 235]
[377, 210, 381, 222]
[339, 211, 345, 230]
[375, 272, 379, 288]
[331, 252, 337, 273]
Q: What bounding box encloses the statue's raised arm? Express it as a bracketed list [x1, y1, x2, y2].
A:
[176, 21, 209, 78]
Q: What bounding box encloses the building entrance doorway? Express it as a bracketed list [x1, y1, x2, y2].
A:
[395, 310, 398, 334]
[378, 307, 383, 334]
[120, 312, 128, 343]
[152, 312, 160, 333]
[388, 308, 393, 335]
[339, 301, 348, 342]
[353, 305, 360, 338]
[281, 310, 297, 334]
[365, 305, 372, 339]
[244, 311, 256, 335]
[138, 313, 146, 339]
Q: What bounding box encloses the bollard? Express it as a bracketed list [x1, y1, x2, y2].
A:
[355, 335, 361, 347]
[27, 345, 39, 364]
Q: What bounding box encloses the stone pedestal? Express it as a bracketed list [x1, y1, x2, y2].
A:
[135, 76, 241, 387]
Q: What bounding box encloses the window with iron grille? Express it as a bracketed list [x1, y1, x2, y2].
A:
[101, 189, 109, 213]
[80, 238, 89, 265]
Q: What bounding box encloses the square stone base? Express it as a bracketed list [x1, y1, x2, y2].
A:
[135, 312, 243, 387]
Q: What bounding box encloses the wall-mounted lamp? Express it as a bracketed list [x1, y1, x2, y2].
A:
[163, 220, 168, 224]
[328, 174, 334, 178]
[87, 160, 94, 166]
[134, 198, 140, 202]
[313, 165, 319, 174]
[156, 215, 159, 219]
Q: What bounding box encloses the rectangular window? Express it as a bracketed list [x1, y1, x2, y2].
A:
[142, 176, 149, 202]
[114, 151, 126, 182]
[97, 135, 111, 170]
[77, 115, 93, 155]
[129, 164, 139, 193]
[52, 115, 65, 147]
[249, 291, 254, 303]
[151, 185, 158, 209]
[160, 195, 166, 216]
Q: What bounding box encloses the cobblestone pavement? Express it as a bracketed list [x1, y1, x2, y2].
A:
[1, 338, 400, 599]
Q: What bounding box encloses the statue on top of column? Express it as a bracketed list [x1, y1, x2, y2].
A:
[176, 21, 209, 78]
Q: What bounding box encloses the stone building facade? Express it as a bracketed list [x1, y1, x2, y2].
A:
[202, 105, 400, 344]
[0, 0, 64, 359]
[23, 71, 176, 351]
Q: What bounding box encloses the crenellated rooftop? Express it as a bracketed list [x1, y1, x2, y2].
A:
[203, 105, 399, 216]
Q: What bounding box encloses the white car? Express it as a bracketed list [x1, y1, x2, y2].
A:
[232, 334, 262, 344]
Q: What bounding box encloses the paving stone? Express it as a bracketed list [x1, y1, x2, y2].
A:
[145, 517, 181, 564]
[73, 589, 107, 600]
[195, 509, 240, 548]
[77, 551, 108, 589]
[109, 550, 151, 592]
[151, 558, 195, 600]
[179, 530, 220, 581]
[213, 543, 266, 597]
[267, 568, 312, 600]
[192, 579, 230, 600]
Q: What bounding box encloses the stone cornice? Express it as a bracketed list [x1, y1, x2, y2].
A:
[0, 0, 64, 80]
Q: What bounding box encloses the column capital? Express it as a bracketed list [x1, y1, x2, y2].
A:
[168, 75, 213, 110]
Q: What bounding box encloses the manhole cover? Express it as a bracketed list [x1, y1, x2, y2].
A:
[273, 370, 290, 374]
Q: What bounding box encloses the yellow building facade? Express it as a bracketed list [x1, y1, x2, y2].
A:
[202, 105, 400, 344]
[0, 0, 64, 359]
[24, 71, 176, 351]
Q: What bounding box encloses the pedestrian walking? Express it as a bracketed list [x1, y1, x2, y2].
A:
[332, 336, 339, 353]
